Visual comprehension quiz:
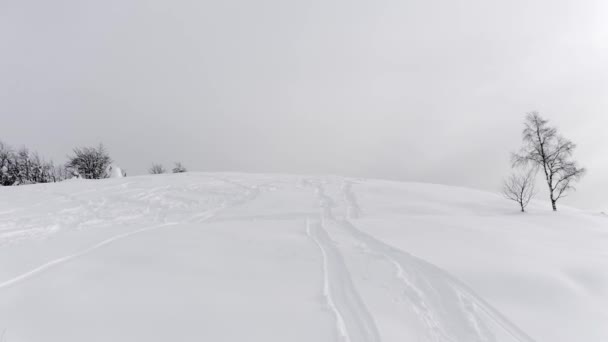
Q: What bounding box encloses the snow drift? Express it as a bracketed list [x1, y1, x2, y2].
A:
[0, 173, 606, 342]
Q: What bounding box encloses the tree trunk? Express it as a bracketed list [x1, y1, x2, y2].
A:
[547, 188, 557, 211]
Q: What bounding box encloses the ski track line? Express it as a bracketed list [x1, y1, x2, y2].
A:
[306, 219, 352, 342]
[339, 180, 536, 342]
[0, 222, 176, 290]
[306, 219, 382, 342]
[0, 209, 221, 291]
[0, 181, 260, 291]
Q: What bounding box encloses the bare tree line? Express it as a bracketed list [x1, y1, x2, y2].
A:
[0, 141, 119, 185]
[0, 141, 67, 186]
[1, 138, 191, 187]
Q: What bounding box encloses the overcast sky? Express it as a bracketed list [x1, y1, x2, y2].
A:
[1, 0, 607, 210]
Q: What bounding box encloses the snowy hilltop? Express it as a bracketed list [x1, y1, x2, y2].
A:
[0, 173, 606, 342]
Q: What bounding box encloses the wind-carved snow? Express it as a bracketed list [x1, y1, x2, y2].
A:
[1, 173, 606, 342]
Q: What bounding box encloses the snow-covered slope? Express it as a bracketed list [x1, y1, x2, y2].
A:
[0, 173, 606, 342]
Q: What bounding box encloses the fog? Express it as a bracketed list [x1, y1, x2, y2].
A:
[1, 0, 607, 210]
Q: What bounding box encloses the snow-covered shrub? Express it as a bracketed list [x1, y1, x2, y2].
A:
[149, 164, 166, 174]
[66, 144, 113, 179]
[172, 162, 187, 173]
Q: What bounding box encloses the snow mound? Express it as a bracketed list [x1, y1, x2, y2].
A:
[0, 173, 606, 342]
[107, 165, 124, 178]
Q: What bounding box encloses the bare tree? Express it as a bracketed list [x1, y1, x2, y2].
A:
[513, 112, 586, 211]
[15, 147, 32, 184]
[172, 162, 187, 173]
[149, 163, 166, 174]
[503, 170, 536, 212]
[0, 140, 68, 185]
[0, 141, 16, 186]
[66, 144, 113, 179]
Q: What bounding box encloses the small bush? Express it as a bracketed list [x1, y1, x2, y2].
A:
[66, 144, 112, 179]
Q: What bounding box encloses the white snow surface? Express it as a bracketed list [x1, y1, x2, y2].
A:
[0, 173, 607, 342]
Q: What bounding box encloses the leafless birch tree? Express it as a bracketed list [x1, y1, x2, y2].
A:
[512, 112, 585, 211]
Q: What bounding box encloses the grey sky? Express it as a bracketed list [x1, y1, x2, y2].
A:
[1, 0, 607, 210]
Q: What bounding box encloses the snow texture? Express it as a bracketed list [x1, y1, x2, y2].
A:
[0, 173, 606, 342]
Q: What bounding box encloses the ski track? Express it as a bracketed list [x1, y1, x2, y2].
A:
[0, 222, 175, 290]
[0, 177, 259, 291]
[338, 180, 535, 342]
[306, 219, 352, 342]
[306, 218, 382, 342]
[304, 179, 381, 342]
